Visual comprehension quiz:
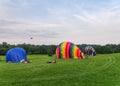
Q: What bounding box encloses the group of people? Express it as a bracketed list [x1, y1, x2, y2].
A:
[20, 57, 32, 63]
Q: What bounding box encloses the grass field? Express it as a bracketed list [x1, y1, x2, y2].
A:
[0, 53, 120, 86]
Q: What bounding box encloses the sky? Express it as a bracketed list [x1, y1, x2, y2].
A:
[0, 0, 120, 45]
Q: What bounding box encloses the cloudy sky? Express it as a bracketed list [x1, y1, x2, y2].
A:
[0, 0, 120, 45]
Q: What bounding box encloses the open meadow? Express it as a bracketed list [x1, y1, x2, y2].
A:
[0, 53, 120, 86]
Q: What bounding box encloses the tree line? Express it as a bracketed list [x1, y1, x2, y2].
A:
[0, 42, 120, 56]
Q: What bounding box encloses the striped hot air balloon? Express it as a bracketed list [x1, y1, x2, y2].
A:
[56, 41, 84, 59]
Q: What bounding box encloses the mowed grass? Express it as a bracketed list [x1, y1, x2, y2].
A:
[0, 53, 120, 86]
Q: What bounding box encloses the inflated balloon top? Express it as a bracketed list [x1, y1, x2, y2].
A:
[56, 41, 84, 59]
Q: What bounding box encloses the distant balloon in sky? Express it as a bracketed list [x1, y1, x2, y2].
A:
[30, 37, 33, 39]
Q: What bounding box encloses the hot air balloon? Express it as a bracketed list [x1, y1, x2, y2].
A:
[6, 47, 27, 63]
[56, 41, 84, 59]
[85, 46, 96, 57]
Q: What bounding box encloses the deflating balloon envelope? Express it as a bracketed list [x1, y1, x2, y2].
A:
[56, 41, 84, 59]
